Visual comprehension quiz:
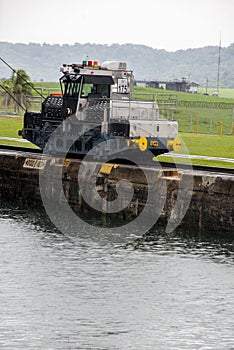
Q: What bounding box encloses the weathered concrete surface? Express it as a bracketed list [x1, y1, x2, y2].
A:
[0, 151, 233, 234]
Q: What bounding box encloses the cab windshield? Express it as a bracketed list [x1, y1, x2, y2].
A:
[60, 74, 113, 98]
[61, 81, 80, 98]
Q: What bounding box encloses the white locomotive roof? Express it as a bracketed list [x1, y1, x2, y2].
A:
[101, 61, 127, 71]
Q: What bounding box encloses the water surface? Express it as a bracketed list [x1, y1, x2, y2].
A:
[0, 207, 234, 349]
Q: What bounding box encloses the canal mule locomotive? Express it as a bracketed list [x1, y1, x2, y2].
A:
[19, 60, 181, 159]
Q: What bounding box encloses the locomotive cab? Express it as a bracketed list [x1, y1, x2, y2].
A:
[19, 60, 181, 158]
[60, 72, 113, 118]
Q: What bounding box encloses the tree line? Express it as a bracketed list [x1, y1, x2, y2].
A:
[0, 42, 234, 87]
[0, 69, 33, 113]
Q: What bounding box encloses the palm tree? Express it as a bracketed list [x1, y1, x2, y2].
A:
[2, 69, 34, 113]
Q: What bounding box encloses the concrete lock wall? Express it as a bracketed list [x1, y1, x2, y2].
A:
[0, 152, 233, 234]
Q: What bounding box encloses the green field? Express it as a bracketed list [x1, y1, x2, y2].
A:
[134, 86, 234, 101]
[33, 83, 233, 135]
[0, 116, 38, 148]
[158, 133, 234, 168]
[180, 133, 234, 158]
[197, 87, 234, 99]
[134, 86, 234, 135]
[1, 83, 234, 135]
[0, 117, 22, 136]
[0, 115, 233, 168]
[33, 82, 61, 96]
[0, 84, 234, 168]
[27, 82, 234, 103]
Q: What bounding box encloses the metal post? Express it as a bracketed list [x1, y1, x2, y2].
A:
[219, 121, 223, 136]
[206, 77, 208, 94]
[232, 107, 234, 135]
[190, 112, 193, 133]
[196, 119, 199, 135]
[161, 98, 164, 117]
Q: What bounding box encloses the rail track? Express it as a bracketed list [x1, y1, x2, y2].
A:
[0, 144, 233, 175]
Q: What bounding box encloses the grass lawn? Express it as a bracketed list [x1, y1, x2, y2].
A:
[157, 155, 234, 168]
[197, 87, 234, 99]
[0, 116, 38, 148]
[0, 116, 23, 137]
[134, 86, 234, 135]
[134, 86, 234, 103]
[157, 133, 234, 168]
[32, 82, 234, 99]
[179, 133, 234, 158]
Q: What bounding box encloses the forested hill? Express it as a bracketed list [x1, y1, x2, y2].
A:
[0, 41, 234, 87]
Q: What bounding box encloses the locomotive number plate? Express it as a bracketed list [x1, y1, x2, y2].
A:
[150, 141, 159, 147]
[23, 158, 46, 169]
[117, 78, 128, 94]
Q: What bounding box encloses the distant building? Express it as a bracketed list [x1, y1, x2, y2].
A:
[164, 78, 188, 92]
[136, 78, 199, 93]
[186, 82, 200, 94]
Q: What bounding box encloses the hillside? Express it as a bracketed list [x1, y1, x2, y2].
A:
[0, 41, 234, 87]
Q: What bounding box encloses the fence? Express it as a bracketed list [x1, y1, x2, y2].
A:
[133, 92, 178, 120]
[0, 88, 59, 115]
[0, 90, 233, 135]
[176, 102, 234, 135]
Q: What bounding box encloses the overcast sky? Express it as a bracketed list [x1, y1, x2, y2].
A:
[0, 0, 233, 51]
